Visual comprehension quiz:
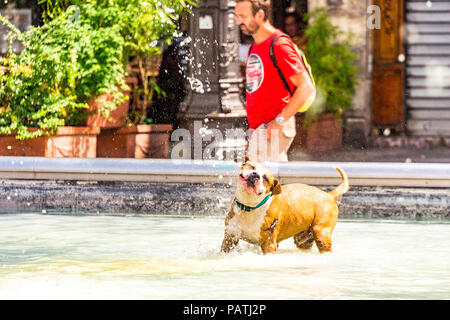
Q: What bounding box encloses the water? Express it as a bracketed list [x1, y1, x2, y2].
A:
[0, 213, 449, 300]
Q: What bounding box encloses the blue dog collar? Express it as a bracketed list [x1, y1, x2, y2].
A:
[235, 193, 272, 212]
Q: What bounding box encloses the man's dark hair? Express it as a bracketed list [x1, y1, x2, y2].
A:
[236, 0, 270, 21]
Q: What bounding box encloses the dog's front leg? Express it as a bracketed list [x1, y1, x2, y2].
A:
[221, 231, 239, 253]
[221, 209, 240, 253]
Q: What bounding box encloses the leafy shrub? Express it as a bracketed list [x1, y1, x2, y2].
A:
[38, 0, 197, 125]
[303, 8, 359, 119]
[116, 0, 196, 125]
[0, 4, 126, 139]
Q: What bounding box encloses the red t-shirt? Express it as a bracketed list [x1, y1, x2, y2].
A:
[245, 30, 307, 129]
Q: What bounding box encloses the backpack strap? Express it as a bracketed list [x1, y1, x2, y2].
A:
[247, 42, 254, 58]
[269, 32, 294, 96]
[247, 31, 314, 98]
[246, 32, 316, 113]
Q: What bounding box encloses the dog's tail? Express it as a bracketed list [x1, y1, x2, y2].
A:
[329, 167, 349, 200]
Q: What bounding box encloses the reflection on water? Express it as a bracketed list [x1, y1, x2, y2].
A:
[0, 214, 449, 299]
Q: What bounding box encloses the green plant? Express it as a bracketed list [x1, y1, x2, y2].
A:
[38, 0, 74, 23]
[0, 0, 197, 139]
[39, 0, 197, 126]
[0, 3, 127, 139]
[115, 0, 197, 125]
[303, 8, 359, 119]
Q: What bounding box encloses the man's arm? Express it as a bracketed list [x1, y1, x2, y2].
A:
[266, 71, 316, 140]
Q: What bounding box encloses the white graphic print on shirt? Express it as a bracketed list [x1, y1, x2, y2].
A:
[246, 54, 264, 93]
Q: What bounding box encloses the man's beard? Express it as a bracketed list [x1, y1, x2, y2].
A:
[240, 23, 258, 35]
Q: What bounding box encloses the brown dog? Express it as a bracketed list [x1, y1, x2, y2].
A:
[221, 157, 349, 254]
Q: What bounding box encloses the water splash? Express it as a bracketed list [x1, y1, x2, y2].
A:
[0, 215, 449, 299]
[187, 76, 204, 93]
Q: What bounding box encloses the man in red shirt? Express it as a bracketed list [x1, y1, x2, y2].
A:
[235, 0, 316, 161]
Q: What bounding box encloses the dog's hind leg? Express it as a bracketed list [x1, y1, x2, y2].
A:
[294, 228, 314, 250]
[311, 222, 335, 253]
[311, 203, 338, 253]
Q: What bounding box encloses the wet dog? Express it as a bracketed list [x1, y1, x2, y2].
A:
[221, 157, 349, 254]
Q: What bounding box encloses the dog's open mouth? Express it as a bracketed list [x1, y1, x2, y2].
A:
[239, 174, 262, 196]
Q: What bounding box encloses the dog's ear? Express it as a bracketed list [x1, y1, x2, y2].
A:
[271, 179, 282, 195]
[234, 154, 250, 163]
[243, 155, 250, 163]
[235, 154, 250, 164]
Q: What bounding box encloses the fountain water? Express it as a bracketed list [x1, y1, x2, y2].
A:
[177, 0, 248, 161]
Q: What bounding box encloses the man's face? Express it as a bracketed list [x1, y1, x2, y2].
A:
[284, 16, 298, 38]
[235, 1, 259, 36]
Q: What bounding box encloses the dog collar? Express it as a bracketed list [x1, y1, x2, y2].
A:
[235, 193, 272, 212]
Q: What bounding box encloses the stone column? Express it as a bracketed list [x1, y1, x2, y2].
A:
[177, 0, 248, 160]
[308, 0, 372, 148]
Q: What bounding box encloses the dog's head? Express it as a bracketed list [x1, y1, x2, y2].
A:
[236, 156, 281, 204]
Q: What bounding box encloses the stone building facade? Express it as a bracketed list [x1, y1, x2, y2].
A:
[271, 0, 450, 148]
[306, 0, 372, 148]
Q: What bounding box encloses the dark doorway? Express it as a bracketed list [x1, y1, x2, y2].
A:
[0, 0, 42, 26]
[272, 0, 308, 30]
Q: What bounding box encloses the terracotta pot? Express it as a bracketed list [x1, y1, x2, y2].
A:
[86, 77, 138, 128]
[291, 113, 343, 154]
[97, 124, 172, 158]
[0, 126, 100, 157]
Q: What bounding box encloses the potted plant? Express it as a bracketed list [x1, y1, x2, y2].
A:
[0, 3, 127, 157]
[76, 2, 133, 129]
[290, 8, 359, 155]
[0, 13, 97, 157]
[96, 0, 196, 159]
[37, 0, 135, 129]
